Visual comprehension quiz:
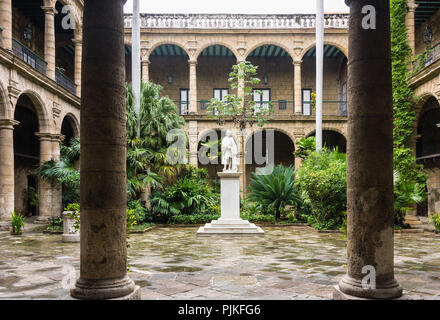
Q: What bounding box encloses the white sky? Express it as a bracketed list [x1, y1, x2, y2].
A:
[124, 0, 349, 14]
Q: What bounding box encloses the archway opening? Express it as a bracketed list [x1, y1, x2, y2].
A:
[149, 44, 189, 114]
[302, 45, 348, 116]
[61, 115, 77, 146]
[416, 96, 440, 217]
[197, 45, 237, 114]
[246, 45, 294, 114]
[13, 94, 40, 217]
[245, 130, 295, 187]
[308, 130, 347, 153]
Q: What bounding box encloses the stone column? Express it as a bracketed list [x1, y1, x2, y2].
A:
[71, 0, 140, 300]
[35, 133, 54, 222]
[141, 49, 150, 83]
[51, 134, 64, 217]
[188, 120, 198, 167]
[334, 0, 403, 299]
[406, 0, 418, 57]
[0, 119, 18, 222]
[0, 0, 12, 50]
[189, 60, 198, 114]
[293, 60, 302, 114]
[73, 34, 82, 96]
[41, 3, 56, 80]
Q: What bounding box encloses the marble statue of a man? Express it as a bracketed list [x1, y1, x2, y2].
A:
[221, 130, 238, 172]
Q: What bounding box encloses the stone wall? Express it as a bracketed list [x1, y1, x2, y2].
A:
[415, 9, 440, 56]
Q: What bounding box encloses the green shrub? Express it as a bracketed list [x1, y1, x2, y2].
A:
[431, 214, 440, 232]
[11, 211, 25, 234]
[170, 214, 220, 224]
[149, 166, 219, 222]
[295, 149, 347, 230]
[47, 217, 63, 231]
[127, 199, 150, 223]
[294, 136, 316, 160]
[126, 209, 138, 229]
[247, 165, 302, 221]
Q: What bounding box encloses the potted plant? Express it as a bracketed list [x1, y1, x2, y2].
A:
[10, 211, 25, 235]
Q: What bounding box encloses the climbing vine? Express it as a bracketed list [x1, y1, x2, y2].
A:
[391, 0, 427, 185]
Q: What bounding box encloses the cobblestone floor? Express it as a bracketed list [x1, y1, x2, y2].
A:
[0, 225, 439, 300]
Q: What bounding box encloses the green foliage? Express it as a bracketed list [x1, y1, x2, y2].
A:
[170, 214, 220, 224]
[247, 165, 301, 221]
[207, 61, 273, 130]
[64, 203, 80, 233]
[431, 214, 440, 232]
[149, 166, 219, 222]
[38, 138, 80, 206]
[126, 209, 138, 229]
[27, 186, 39, 208]
[126, 81, 186, 199]
[240, 198, 276, 223]
[295, 149, 347, 230]
[294, 136, 316, 160]
[127, 200, 150, 223]
[391, 0, 427, 188]
[11, 211, 25, 234]
[47, 217, 63, 231]
[394, 170, 426, 226]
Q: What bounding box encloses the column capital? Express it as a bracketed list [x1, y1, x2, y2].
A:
[0, 119, 19, 129]
[408, 2, 418, 12]
[141, 59, 150, 65]
[41, 6, 57, 15]
[293, 59, 303, 65]
[35, 132, 64, 142]
[72, 38, 82, 46]
[188, 59, 197, 66]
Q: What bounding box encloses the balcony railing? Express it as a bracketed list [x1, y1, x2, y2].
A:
[12, 38, 47, 75]
[124, 13, 349, 29]
[413, 41, 440, 72]
[192, 100, 347, 117]
[55, 69, 77, 95]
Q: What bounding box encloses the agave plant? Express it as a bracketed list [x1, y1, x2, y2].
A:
[247, 165, 302, 221]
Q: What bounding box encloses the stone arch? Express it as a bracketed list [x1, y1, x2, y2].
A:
[16, 90, 50, 133]
[300, 41, 348, 60]
[244, 128, 296, 186]
[244, 42, 294, 60]
[244, 126, 296, 150]
[305, 128, 347, 152]
[415, 93, 439, 121]
[60, 112, 80, 138]
[147, 41, 190, 60]
[195, 42, 238, 60]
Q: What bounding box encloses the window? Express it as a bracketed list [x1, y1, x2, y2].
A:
[180, 89, 189, 115]
[212, 89, 228, 115]
[213, 88, 228, 100]
[278, 100, 287, 110]
[253, 89, 270, 114]
[302, 89, 312, 116]
[339, 82, 347, 116]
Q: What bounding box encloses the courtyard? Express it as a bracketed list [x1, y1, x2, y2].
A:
[1, 224, 439, 300]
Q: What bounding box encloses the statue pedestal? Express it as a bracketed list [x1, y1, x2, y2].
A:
[197, 172, 264, 236]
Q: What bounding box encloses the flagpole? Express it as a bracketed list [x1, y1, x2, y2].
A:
[316, 0, 324, 151]
[132, 0, 141, 137]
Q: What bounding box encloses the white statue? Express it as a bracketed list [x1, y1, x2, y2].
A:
[221, 130, 238, 172]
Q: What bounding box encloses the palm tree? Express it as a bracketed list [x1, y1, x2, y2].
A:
[247, 165, 302, 221]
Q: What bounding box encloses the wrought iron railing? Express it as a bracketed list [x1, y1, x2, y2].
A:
[55, 69, 77, 95]
[413, 41, 440, 72]
[12, 38, 47, 75]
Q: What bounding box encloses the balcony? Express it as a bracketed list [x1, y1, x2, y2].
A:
[413, 41, 440, 73]
[12, 38, 47, 75]
[175, 100, 348, 117]
[55, 69, 77, 95]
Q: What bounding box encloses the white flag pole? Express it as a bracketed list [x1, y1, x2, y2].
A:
[316, 0, 324, 151]
[132, 0, 141, 137]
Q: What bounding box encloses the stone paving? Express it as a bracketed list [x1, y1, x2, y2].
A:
[0, 225, 439, 300]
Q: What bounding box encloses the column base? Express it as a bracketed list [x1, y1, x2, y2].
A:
[334, 275, 403, 300]
[71, 275, 141, 300]
[0, 221, 11, 231]
[35, 216, 53, 224]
